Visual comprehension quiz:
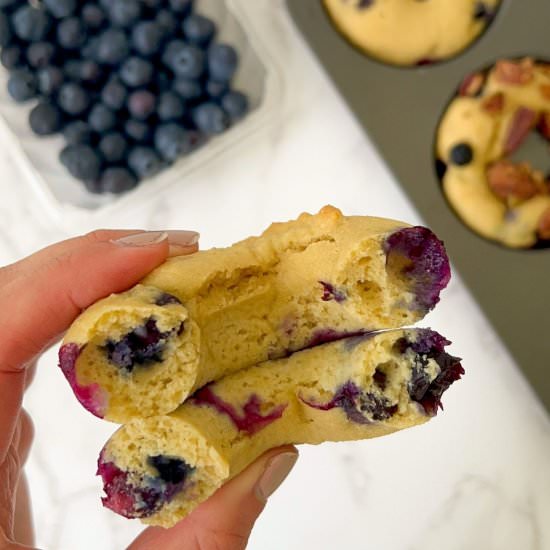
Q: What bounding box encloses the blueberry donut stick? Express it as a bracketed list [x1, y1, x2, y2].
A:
[59, 206, 451, 422]
[97, 328, 463, 527]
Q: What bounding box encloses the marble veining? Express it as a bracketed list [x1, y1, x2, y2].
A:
[0, 1, 547, 549]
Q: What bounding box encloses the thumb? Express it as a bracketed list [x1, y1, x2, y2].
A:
[129, 446, 299, 550]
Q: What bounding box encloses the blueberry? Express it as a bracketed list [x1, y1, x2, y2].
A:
[120, 57, 153, 87]
[100, 166, 137, 194]
[27, 42, 56, 69]
[101, 78, 127, 111]
[0, 12, 11, 47]
[60, 144, 102, 181]
[192, 102, 229, 135]
[127, 89, 156, 120]
[81, 36, 101, 60]
[163, 42, 205, 79]
[182, 14, 216, 47]
[154, 123, 200, 161]
[148, 455, 194, 484]
[173, 78, 202, 102]
[44, 0, 77, 18]
[88, 103, 116, 133]
[1, 45, 23, 70]
[0, 0, 17, 9]
[62, 120, 93, 145]
[450, 143, 473, 166]
[157, 91, 184, 121]
[208, 44, 238, 83]
[36, 66, 63, 95]
[96, 29, 130, 65]
[57, 17, 86, 49]
[108, 0, 141, 27]
[128, 146, 163, 179]
[132, 21, 162, 56]
[12, 6, 51, 42]
[64, 60, 102, 83]
[155, 9, 177, 36]
[99, 132, 128, 163]
[81, 4, 105, 28]
[205, 80, 228, 100]
[57, 83, 90, 115]
[124, 119, 150, 143]
[220, 90, 248, 121]
[168, 0, 193, 15]
[29, 102, 62, 136]
[7, 69, 37, 102]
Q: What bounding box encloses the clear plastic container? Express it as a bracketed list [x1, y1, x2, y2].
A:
[0, 0, 283, 228]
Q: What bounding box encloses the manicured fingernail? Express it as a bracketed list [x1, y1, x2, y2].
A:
[255, 451, 298, 503]
[112, 231, 168, 247]
[165, 230, 200, 247]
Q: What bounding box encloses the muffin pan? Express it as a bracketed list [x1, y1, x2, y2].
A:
[286, 0, 550, 410]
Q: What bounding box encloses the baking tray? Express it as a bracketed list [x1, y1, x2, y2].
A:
[286, 0, 550, 410]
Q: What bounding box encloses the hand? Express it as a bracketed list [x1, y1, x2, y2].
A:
[0, 230, 298, 550]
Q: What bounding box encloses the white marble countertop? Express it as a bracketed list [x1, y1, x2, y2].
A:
[1, 2, 549, 549]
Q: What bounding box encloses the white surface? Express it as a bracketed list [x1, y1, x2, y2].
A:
[1, 2, 548, 549]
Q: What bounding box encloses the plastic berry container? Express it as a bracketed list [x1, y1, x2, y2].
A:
[0, 0, 283, 229]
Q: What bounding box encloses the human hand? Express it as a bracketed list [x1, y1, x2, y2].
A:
[0, 230, 298, 550]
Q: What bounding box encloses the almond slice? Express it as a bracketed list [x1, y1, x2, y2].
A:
[459, 72, 485, 97]
[487, 160, 540, 201]
[494, 58, 534, 85]
[482, 92, 505, 114]
[504, 107, 538, 155]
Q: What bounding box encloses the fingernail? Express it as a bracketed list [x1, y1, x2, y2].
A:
[255, 451, 298, 503]
[112, 231, 168, 247]
[165, 230, 200, 247]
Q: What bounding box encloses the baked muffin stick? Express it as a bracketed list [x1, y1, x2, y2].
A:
[59, 206, 451, 422]
[98, 328, 463, 528]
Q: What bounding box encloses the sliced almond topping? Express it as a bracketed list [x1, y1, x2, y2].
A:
[487, 160, 540, 201]
[482, 92, 505, 114]
[494, 58, 534, 85]
[537, 207, 550, 239]
[504, 107, 538, 155]
[459, 72, 485, 97]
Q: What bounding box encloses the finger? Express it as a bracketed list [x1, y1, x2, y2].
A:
[13, 474, 34, 548]
[0, 229, 198, 457]
[15, 411, 33, 467]
[129, 446, 298, 550]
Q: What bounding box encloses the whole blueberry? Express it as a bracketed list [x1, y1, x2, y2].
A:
[173, 78, 202, 102]
[62, 120, 93, 145]
[37, 65, 64, 95]
[127, 89, 156, 120]
[192, 102, 230, 135]
[1, 45, 23, 70]
[29, 102, 62, 136]
[154, 123, 199, 161]
[96, 29, 130, 65]
[101, 78, 127, 110]
[163, 42, 205, 79]
[221, 90, 248, 121]
[132, 21, 162, 56]
[12, 6, 51, 42]
[57, 17, 86, 49]
[60, 144, 102, 181]
[44, 0, 77, 18]
[155, 9, 177, 36]
[182, 14, 216, 47]
[208, 44, 238, 82]
[99, 132, 128, 162]
[7, 69, 37, 102]
[168, 0, 193, 14]
[27, 42, 56, 69]
[88, 103, 117, 133]
[108, 0, 141, 27]
[82, 4, 105, 28]
[100, 167, 137, 193]
[205, 79, 228, 100]
[64, 60, 102, 83]
[0, 12, 11, 48]
[57, 83, 89, 115]
[157, 91, 184, 121]
[120, 57, 153, 87]
[450, 143, 473, 166]
[128, 146, 163, 179]
[124, 119, 150, 143]
[81, 36, 100, 60]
